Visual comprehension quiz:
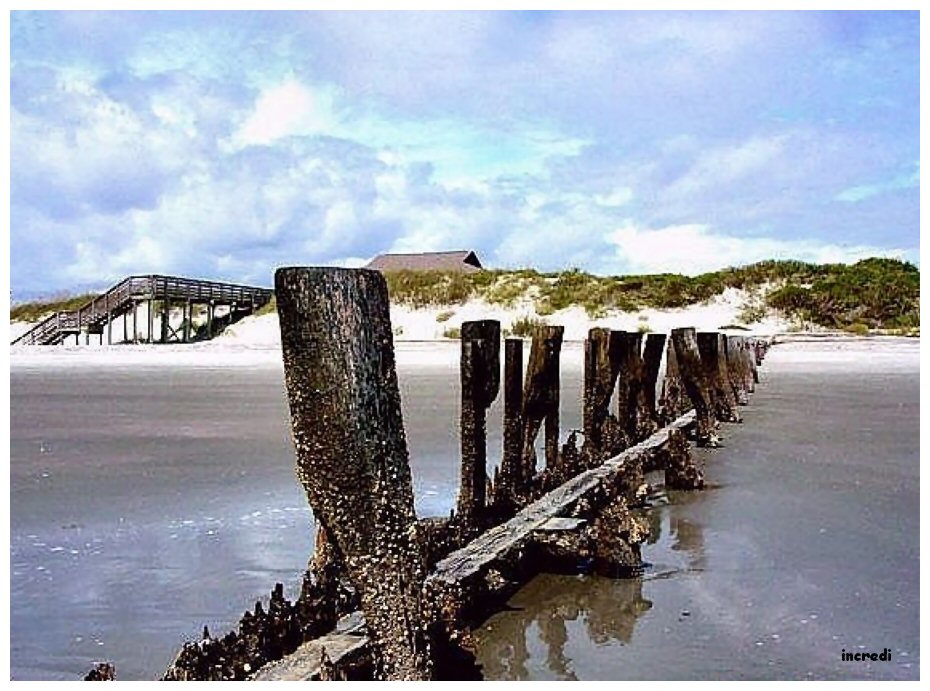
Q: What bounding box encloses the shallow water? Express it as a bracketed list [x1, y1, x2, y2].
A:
[476, 340, 920, 680]
[9, 340, 919, 680]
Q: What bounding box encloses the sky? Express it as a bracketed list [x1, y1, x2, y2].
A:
[9, 10, 920, 296]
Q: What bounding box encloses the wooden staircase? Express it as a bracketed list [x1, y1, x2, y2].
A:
[12, 274, 274, 346]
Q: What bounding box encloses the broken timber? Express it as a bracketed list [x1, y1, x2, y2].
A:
[152, 266, 771, 682]
[247, 412, 697, 681]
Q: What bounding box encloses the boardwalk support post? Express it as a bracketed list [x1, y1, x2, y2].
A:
[275, 267, 431, 681]
[161, 298, 170, 343]
[457, 320, 501, 528]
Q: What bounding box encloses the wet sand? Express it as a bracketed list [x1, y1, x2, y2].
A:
[9, 339, 919, 680]
[476, 339, 919, 680]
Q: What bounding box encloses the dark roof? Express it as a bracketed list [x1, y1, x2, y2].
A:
[366, 250, 483, 272]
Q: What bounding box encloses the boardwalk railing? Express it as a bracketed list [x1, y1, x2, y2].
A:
[12, 274, 274, 346]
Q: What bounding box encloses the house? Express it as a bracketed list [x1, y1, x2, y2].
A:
[365, 250, 484, 273]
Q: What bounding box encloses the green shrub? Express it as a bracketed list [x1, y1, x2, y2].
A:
[10, 292, 100, 322]
[510, 315, 547, 338]
[254, 296, 277, 316]
[844, 322, 870, 336]
[442, 326, 461, 339]
[435, 310, 455, 323]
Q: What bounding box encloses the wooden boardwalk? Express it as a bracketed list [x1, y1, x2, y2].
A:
[11, 274, 273, 346]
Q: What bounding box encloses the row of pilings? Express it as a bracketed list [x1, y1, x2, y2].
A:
[453, 323, 766, 535]
[153, 268, 769, 682]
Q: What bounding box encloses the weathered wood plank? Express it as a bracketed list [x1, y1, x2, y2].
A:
[428, 410, 696, 585]
[250, 613, 368, 681]
[536, 517, 588, 532]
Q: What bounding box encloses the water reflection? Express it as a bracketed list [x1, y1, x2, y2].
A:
[478, 576, 653, 680]
[477, 500, 707, 680]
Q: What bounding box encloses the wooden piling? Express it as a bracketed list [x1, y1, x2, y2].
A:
[147, 299, 154, 344]
[498, 338, 525, 508]
[183, 300, 192, 343]
[697, 332, 741, 423]
[520, 326, 564, 482]
[642, 333, 667, 423]
[105, 293, 112, 345]
[275, 267, 430, 680]
[657, 338, 691, 423]
[615, 332, 657, 444]
[457, 320, 501, 527]
[161, 298, 170, 343]
[724, 336, 749, 405]
[662, 428, 704, 490]
[582, 328, 622, 459]
[669, 328, 718, 447]
[741, 336, 759, 393]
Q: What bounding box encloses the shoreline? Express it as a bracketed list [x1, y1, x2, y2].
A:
[9, 333, 918, 371]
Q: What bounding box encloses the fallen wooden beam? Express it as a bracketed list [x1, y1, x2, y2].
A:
[250, 613, 368, 681]
[428, 410, 695, 587]
[250, 410, 696, 682]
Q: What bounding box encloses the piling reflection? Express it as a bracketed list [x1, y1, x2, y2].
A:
[476, 502, 707, 680]
[477, 575, 652, 680]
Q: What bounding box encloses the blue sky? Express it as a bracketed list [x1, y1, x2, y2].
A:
[9, 10, 919, 295]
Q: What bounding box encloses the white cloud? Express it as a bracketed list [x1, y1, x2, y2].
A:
[606, 222, 907, 275]
[228, 79, 339, 149]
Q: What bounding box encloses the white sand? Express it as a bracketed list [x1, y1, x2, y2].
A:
[764, 335, 920, 370]
[219, 286, 791, 344]
[11, 286, 917, 370]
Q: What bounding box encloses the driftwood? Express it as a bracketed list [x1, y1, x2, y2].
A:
[275, 267, 430, 680]
[457, 320, 501, 527]
[670, 328, 718, 447]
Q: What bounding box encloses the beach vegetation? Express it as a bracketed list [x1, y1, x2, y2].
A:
[510, 315, 547, 338]
[14, 258, 918, 332]
[254, 296, 277, 316]
[10, 292, 100, 322]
